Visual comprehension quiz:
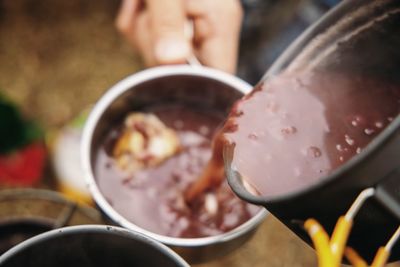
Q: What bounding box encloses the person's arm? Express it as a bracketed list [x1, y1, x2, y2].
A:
[115, 0, 243, 74]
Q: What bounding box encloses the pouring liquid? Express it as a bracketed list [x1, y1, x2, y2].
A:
[187, 71, 400, 199]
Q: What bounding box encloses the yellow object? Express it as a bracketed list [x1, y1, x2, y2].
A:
[305, 212, 399, 267]
[344, 247, 368, 267]
[302, 189, 400, 267]
[371, 247, 389, 267]
[330, 216, 353, 263]
[304, 219, 335, 267]
[304, 216, 353, 267]
[369, 226, 400, 267]
[59, 182, 94, 206]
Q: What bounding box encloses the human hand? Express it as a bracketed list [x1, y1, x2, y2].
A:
[116, 0, 243, 74]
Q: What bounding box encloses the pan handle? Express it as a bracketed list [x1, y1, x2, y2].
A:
[375, 167, 400, 220]
[185, 20, 203, 67]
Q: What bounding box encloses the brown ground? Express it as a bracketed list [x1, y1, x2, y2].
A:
[0, 0, 140, 128]
[0, 1, 397, 267]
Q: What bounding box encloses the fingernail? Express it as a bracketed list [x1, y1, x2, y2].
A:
[154, 37, 190, 64]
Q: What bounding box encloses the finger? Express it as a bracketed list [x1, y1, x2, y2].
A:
[188, 0, 243, 73]
[200, 35, 239, 74]
[115, 0, 141, 36]
[116, 0, 155, 66]
[147, 0, 190, 64]
[196, 14, 242, 73]
[186, 0, 211, 42]
[185, 0, 207, 17]
[135, 12, 157, 66]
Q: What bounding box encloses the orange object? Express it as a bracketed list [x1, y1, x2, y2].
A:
[344, 247, 368, 267]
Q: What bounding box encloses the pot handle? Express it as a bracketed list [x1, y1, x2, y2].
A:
[375, 167, 400, 220]
[185, 20, 203, 67]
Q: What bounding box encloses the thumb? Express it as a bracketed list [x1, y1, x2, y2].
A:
[147, 0, 191, 64]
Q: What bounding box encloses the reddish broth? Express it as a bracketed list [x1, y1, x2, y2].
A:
[95, 105, 259, 238]
[222, 71, 400, 197]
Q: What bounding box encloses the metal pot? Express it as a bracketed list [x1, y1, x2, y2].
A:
[0, 225, 189, 267]
[81, 65, 268, 263]
[0, 189, 103, 254]
[226, 0, 400, 262]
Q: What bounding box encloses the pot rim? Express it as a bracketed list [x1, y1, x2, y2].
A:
[81, 65, 268, 247]
[0, 224, 190, 267]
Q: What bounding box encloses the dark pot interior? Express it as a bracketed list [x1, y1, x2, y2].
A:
[0, 219, 53, 255]
[0, 225, 189, 267]
[0, 189, 103, 256]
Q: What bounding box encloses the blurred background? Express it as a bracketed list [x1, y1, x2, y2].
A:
[0, 0, 139, 128]
[0, 0, 336, 127]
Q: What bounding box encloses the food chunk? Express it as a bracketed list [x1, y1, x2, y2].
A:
[113, 113, 180, 173]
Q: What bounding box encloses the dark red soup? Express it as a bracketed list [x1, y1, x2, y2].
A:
[223, 71, 400, 197]
[95, 105, 259, 238]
